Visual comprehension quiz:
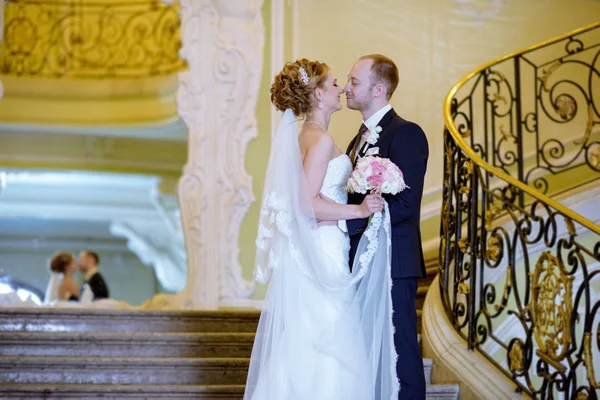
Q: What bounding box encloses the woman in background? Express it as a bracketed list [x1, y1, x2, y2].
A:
[44, 251, 80, 303]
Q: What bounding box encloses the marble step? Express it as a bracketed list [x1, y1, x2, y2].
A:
[0, 356, 434, 386]
[0, 383, 460, 399]
[0, 384, 245, 400]
[1, 331, 422, 359]
[426, 384, 461, 399]
[0, 309, 260, 333]
[0, 331, 255, 358]
[0, 308, 423, 335]
[0, 356, 250, 385]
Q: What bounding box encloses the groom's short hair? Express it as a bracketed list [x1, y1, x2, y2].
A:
[359, 54, 399, 100]
[83, 250, 100, 266]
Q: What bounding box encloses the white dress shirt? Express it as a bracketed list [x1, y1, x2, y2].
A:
[356, 103, 392, 156]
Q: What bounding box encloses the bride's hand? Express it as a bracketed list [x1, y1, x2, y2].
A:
[359, 194, 385, 218]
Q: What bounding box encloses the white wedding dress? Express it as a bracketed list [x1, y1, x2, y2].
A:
[245, 109, 399, 400]
[249, 154, 370, 400]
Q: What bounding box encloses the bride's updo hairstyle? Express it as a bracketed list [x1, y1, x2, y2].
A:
[49, 251, 74, 274]
[270, 58, 329, 117]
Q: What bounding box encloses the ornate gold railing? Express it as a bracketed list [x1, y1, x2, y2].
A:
[1, 0, 185, 79]
[441, 23, 600, 399]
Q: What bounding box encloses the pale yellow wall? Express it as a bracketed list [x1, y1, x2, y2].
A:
[292, 0, 600, 195]
[240, 0, 273, 299]
[238, 0, 600, 298]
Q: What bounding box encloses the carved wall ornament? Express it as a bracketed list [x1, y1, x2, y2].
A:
[1, 0, 185, 78]
[165, 0, 264, 309]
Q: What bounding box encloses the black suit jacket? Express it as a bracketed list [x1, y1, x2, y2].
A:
[346, 108, 429, 279]
[86, 272, 110, 300]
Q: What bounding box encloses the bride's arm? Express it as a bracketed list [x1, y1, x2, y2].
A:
[303, 134, 383, 221]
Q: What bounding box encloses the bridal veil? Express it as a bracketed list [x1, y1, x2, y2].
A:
[245, 109, 399, 400]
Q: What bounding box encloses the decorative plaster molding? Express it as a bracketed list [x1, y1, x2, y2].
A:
[0, 131, 186, 178]
[0, 119, 188, 141]
[110, 222, 186, 293]
[157, 0, 264, 310]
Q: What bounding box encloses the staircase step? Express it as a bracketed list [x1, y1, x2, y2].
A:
[0, 384, 245, 399]
[0, 331, 255, 358]
[424, 357, 432, 385]
[0, 356, 250, 385]
[0, 383, 459, 399]
[425, 384, 461, 399]
[0, 309, 260, 333]
[1, 355, 434, 387]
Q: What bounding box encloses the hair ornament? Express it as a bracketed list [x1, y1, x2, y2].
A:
[299, 66, 310, 84]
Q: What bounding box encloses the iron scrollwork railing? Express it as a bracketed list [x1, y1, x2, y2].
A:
[441, 23, 600, 399]
[1, 0, 185, 79]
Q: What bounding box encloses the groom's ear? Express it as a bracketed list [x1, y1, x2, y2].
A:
[372, 83, 386, 99]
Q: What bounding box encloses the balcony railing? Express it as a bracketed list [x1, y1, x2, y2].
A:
[440, 22, 600, 399]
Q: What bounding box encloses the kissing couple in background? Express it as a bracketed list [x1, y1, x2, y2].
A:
[44, 250, 110, 304]
[244, 54, 429, 400]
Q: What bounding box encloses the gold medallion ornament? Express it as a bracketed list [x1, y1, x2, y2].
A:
[528, 251, 574, 370]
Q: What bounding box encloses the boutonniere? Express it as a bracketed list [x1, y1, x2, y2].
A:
[364, 125, 382, 145]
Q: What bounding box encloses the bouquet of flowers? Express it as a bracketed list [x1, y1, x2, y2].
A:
[347, 156, 408, 195]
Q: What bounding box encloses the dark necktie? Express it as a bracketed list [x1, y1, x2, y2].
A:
[350, 124, 368, 162]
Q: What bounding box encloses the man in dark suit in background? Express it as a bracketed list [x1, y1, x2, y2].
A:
[345, 54, 429, 400]
[78, 250, 109, 300]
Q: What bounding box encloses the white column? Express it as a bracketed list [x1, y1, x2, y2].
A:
[149, 0, 264, 310]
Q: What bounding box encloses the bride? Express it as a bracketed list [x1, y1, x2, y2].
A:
[44, 251, 80, 303]
[244, 59, 399, 400]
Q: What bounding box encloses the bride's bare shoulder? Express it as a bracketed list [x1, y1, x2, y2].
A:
[61, 277, 79, 292]
[299, 126, 333, 152]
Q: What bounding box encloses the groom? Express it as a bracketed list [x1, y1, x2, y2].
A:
[345, 54, 429, 399]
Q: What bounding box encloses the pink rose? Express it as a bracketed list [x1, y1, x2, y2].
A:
[367, 174, 384, 188]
